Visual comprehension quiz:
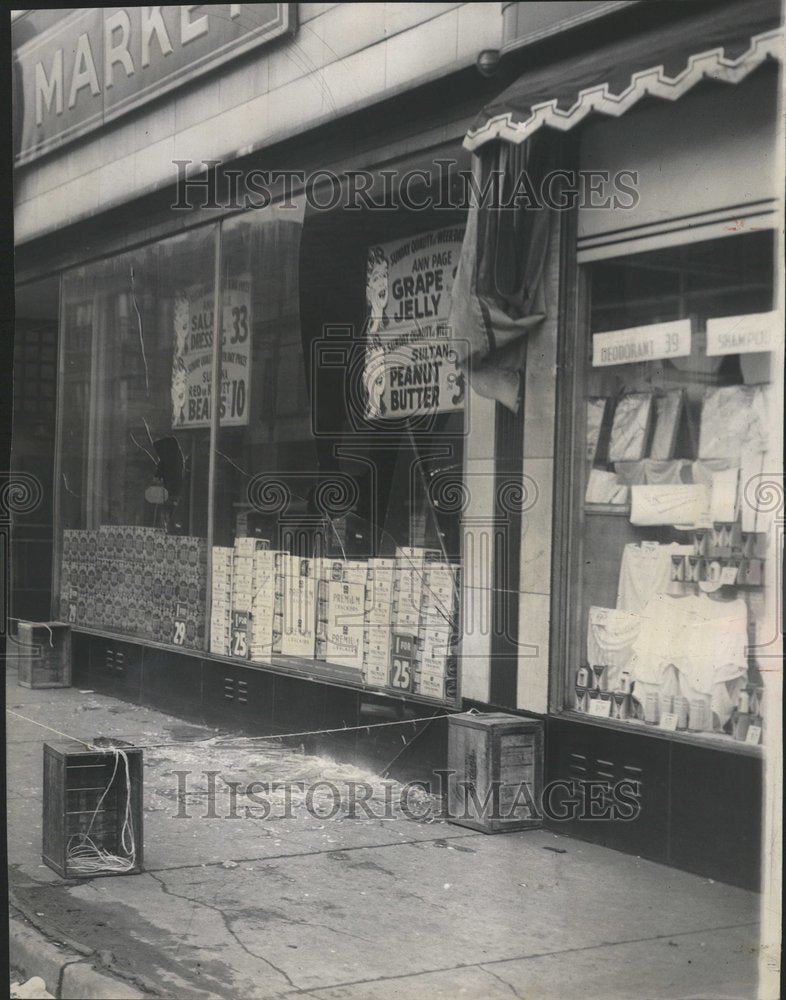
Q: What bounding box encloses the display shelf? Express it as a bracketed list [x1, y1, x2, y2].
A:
[584, 503, 632, 516]
[558, 708, 764, 757]
[64, 624, 459, 710]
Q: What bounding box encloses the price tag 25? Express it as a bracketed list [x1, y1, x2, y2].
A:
[231, 610, 250, 659]
[389, 634, 415, 692]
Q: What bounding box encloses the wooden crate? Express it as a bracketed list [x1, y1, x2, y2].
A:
[447, 712, 543, 833]
[16, 622, 72, 688]
[42, 741, 144, 878]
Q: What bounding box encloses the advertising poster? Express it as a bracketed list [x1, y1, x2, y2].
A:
[172, 275, 252, 428]
[364, 227, 466, 420]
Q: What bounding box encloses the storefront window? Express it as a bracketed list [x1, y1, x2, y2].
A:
[53, 201, 466, 706]
[208, 208, 465, 705]
[568, 231, 774, 743]
[58, 225, 217, 649]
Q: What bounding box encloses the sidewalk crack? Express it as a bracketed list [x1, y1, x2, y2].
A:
[148, 871, 300, 992]
[481, 966, 523, 998]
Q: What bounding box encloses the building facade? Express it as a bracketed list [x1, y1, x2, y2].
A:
[10, 2, 784, 899]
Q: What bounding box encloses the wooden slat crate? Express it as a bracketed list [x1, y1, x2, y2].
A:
[447, 712, 543, 833]
[42, 741, 144, 878]
[16, 622, 72, 688]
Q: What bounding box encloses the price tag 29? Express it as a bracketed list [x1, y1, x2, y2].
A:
[172, 601, 189, 646]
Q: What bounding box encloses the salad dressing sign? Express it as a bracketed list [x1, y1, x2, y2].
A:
[364, 227, 465, 420]
[172, 276, 251, 428]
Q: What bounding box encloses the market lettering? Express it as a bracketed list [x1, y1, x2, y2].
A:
[34, 6, 227, 125]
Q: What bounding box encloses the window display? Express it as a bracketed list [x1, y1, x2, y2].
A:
[570, 232, 774, 744]
[57, 227, 216, 649]
[208, 209, 464, 705]
[55, 207, 464, 705]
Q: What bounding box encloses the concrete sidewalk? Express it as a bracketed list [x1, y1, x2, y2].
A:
[6, 670, 761, 1000]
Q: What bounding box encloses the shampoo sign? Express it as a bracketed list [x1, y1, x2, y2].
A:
[172, 277, 252, 428]
[364, 227, 466, 420]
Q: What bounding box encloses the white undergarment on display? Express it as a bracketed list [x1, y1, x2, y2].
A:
[616, 541, 694, 614]
[643, 459, 691, 485]
[699, 385, 770, 462]
[691, 458, 734, 488]
[630, 592, 748, 728]
[709, 467, 740, 524]
[586, 606, 641, 692]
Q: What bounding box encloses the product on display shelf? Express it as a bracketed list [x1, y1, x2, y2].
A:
[629, 484, 711, 528]
[586, 397, 609, 464]
[325, 575, 366, 672]
[698, 385, 769, 462]
[250, 548, 277, 664]
[280, 556, 317, 658]
[709, 467, 740, 524]
[608, 393, 653, 463]
[629, 591, 748, 731]
[649, 389, 684, 460]
[210, 546, 234, 656]
[616, 540, 694, 613]
[586, 607, 641, 693]
[585, 469, 628, 505]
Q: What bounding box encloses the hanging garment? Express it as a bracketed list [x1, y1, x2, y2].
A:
[616, 541, 694, 614]
[630, 592, 748, 728]
[642, 460, 691, 486]
[586, 606, 641, 692]
[698, 385, 770, 462]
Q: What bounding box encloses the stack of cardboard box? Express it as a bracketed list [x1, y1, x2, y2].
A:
[363, 557, 396, 686]
[280, 555, 317, 659]
[210, 547, 234, 655]
[250, 546, 277, 664]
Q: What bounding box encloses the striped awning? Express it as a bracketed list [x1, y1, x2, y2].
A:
[465, 0, 784, 151]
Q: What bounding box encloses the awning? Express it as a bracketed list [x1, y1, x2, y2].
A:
[449, 1, 784, 412]
[465, 0, 784, 151]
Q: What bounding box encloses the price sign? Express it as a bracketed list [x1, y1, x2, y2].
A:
[172, 276, 252, 428]
[172, 601, 189, 646]
[706, 312, 778, 355]
[389, 633, 415, 692]
[659, 713, 679, 731]
[592, 319, 691, 367]
[746, 725, 762, 745]
[231, 610, 250, 659]
[588, 697, 612, 718]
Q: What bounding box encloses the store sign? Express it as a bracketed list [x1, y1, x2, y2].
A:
[592, 319, 691, 367]
[705, 312, 778, 355]
[363, 227, 466, 420]
[172, 276, 252, 429]
[14, 5, 295, 165]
